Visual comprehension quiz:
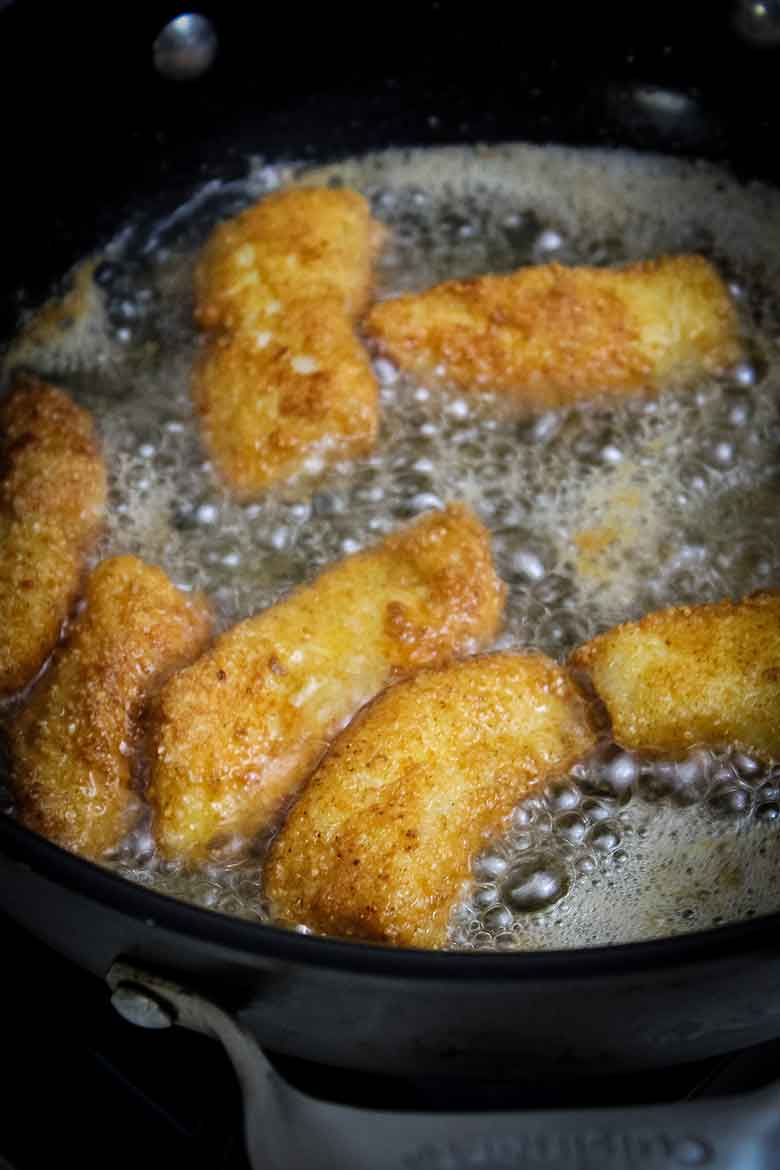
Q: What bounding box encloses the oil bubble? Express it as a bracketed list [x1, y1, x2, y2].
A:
[708, 782, 753, 818]
[473, 854, 509, 880]
[555, 812, 588, 845]
[473, 885, 500, 910]
[545, 781, 581, 813]
[588, 820, 622, 853]
[581, 798, 613, 824]
[502, 852, 572, 912]
[483, 905, 513, 931]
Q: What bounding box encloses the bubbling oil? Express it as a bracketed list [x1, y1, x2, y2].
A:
[451, 745, 780, 950]
[3, 143, 780, 948]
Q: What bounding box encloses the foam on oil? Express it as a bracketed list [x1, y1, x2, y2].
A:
[2, 143, 780, 947]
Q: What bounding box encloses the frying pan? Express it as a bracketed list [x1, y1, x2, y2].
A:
[2, 1, 780, 1166]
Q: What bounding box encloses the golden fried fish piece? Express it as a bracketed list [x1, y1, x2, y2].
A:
[569, 592, 780, 759]
[265, 652, 597, 949]
[2, 259, 108, 380]
[365, 255, 741, 407]
[193, 187, 385, 497]
[0, 376, 107, 700]
[10, 556, 212, 860]
[194, 186, 385, 329]
[192, 298, 378, 496]
[148, 503, 505, 861]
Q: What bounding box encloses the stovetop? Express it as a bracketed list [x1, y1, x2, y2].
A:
[2, 909, 779, 1170]
[0, 911, 250, 1170]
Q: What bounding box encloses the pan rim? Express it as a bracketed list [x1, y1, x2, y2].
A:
[3, 130, 780, 982]
[1, 814, 778, 980]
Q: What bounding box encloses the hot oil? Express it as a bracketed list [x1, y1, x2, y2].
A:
[451, 746, 780, 950]
[3, 143, 780, 947]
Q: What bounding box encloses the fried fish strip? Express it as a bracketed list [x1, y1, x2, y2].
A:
[193, 187, 385, 497]
[10, 556, 212, 860]
[265, 652, 597, 949]
[148, 503, 505, 861]
[569, 592, 780, 759]
[365, 256, 741, 407]
[0, 376, 107, 700]
[195, 186, 385, 329]
[2, 259, 108, 380]
[192, 298, 379, 496]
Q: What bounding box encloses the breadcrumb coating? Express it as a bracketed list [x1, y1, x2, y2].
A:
[193, 187, 385, 497]
[148, 504, 505, 860]
[365, 255, 741, 407]
[10, 556, 212, 859]
[570, 592, 780, 759]
[265, 652, 597, 948]
[0, 376, 107, 699]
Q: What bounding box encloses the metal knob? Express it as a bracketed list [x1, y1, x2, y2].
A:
[734, 0, 780, 44]
[111, 983, 175, 1029]
[153, 13, 218, 81]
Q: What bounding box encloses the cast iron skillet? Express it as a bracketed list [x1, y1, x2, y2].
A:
[2, 2, 780, 1161]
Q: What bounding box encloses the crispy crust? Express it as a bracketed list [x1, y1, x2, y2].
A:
[569, 592, 780, 759]
[193, 187, 385, 497]
[0, 376, 107, 699]
[10, 556, 212, 860]
[195, 186, 385, 328]
[365, 256, 742, 406]
[2, 259, 106, 379]
[192, 298, 378, 496]
[264, 652, 597, 949]
[148, 503, 505, 861]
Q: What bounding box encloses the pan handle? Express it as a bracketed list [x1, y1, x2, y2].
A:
[108, 961, 780, 1170]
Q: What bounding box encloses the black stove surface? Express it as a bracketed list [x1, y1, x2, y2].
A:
[1, 909, 779, 1170]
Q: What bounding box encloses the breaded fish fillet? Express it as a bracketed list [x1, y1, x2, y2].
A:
[148, 503, 505, 861]
[193, 298, 379, 495]
[569, 592, 780, 759]
[194, 186, 385, 329]
[193, 187, 385, 497]
[2, 259, 108, 380]
[265, 652, 597, 949]
[0, 376, 107, 700]
[365, 256, 741, 407]
[10, 556, 212, 860]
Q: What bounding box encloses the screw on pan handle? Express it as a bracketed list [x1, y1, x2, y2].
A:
[110, 983, 175, 1030]
[107, 960, 780, 1170]
[734, 0, 780, 44]
[153, 12, 218, 81]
